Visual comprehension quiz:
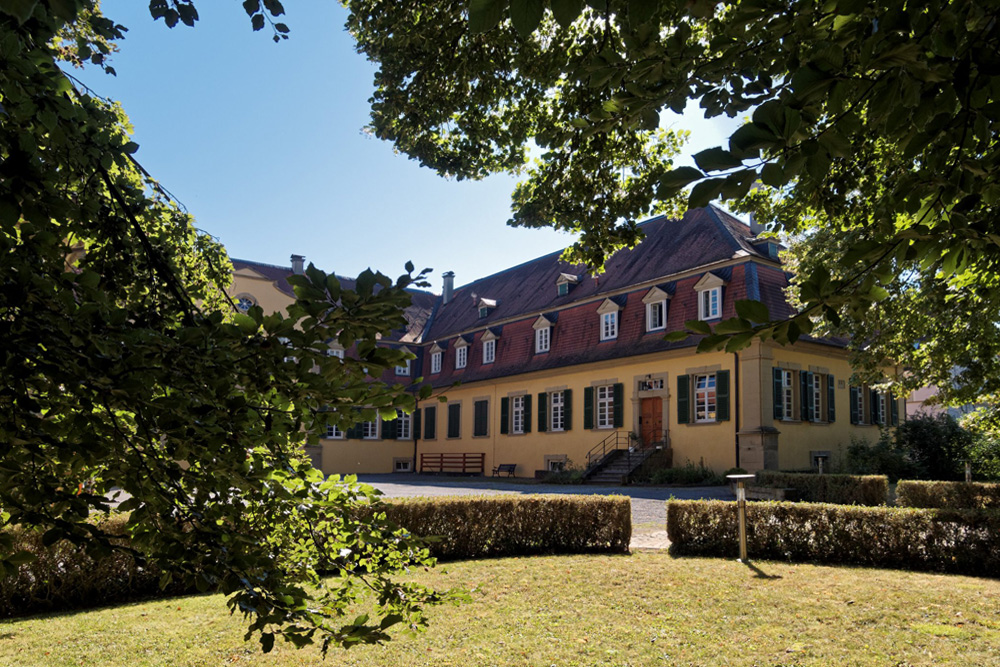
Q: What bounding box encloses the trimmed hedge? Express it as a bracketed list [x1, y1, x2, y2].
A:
[0, 514, 187, 619]
[667, 499, 1000, 577]
[755, 471, 888, 505]
[896, 480, 1000, 510]
[381, 495, 632, 560]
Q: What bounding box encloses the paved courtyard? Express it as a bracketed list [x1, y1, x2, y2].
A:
[356, 474, 734, 550]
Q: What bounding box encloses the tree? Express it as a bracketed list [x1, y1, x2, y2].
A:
[1, 1, 454, 654]
[339, 0, 1000, 407]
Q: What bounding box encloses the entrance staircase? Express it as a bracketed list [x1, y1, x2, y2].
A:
[583, 430, 667, 485]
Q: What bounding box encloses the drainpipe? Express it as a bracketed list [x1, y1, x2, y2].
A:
[734, 351, 741, 469]
[412, 392, 419, 474]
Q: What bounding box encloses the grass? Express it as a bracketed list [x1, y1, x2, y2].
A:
[3, 554, 999, 666]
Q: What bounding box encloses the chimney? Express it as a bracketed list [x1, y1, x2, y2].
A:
[290, 254, 305, 275]
[442, 271, 455, 304]
[748, 212, 765, 236]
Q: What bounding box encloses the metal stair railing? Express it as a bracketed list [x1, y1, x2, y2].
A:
[584, 430, 666, 480]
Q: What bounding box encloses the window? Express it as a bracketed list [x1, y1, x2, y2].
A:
[677, 372, 730, 424]
[548, 459, 566, 472]
[694, 374, 717, 422]
[479, 306, 489, 319]
[394, 458, 412, 472]
[601, 311, 618, 341]
[550, 391, 565, 431]
[447, 403, 461, 438]
[811, 374, 824, 422]
[780, 370, 794, 420]
[473, 399, 489, 437]
[396, 410, 411, 440]
[362, 421, 378, 440]
[423, 405, 436, 439]
[851, 386, 897, 426]
[699, 287, 721, 320]
[773, 368, 835, 423]
[639, 377, 664, 391]
[431, 351, 442, 374]
[854, 387, 866, 424]
[512, 395, 526, 434]
[235, 295, 256, 313]
[325, 424, 344, 439]
[596, 385, 615, 428]
[646, 300, 665, 331]
[535, 326, 550, 353]
[395, 358, 410, 376]
[557, 282, 569, 297]
[456, 345, 468, 369]
[483, 339, 496, 364]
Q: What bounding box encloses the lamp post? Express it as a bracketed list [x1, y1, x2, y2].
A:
[816, 454, 828, 475]
[963, 459, 972, 483]
[727, 473, 756, 562]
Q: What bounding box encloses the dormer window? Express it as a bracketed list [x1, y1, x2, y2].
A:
[641, 286, 671, 333]
[477, 297, 497, 319]
[596, 298, 622, 341]
[430, 342, 444, 374]
[555, 273, 581, 297]
[481, 328, 499, 364]
[533, 315, 554, 353]
[694, 273, 727, 321]
[455, 338, 469, 369]
[395, 347, 412, 376]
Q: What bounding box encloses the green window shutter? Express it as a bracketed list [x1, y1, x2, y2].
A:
[870, 388, 881, 424]
[677, 375, 690, 424]
[447, 403, 461, 438]
[524, 394, 532, 433]
[473, 400, 488, 437]
[537, 392, 547, 432]
[716, 370, 730, 422]
[423, 406, 436, 439]
[382, 416, 397, 440]
[827, 375, 836, 423]
[849, 387, 859, 424]
[583, 387, 594, 429]
[346, 422, 363, 440]
[890, 393, 899, 426]
[563, 389, 573, 431]
[800, 371, 810, 421]
[500, 397, 509, 435]
[613, 383, 624, 428]
[772, 367, 783, 420]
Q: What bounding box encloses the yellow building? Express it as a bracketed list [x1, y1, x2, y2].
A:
[230, 208, 902, 478]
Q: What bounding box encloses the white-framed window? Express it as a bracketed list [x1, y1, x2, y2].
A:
[362, 421, 378, 440]
[646, 300, 665, 331]
[639, 377, 664, 391]
[550, 390, 565, 431]
[456, 345, 468, 369]
[512, 395, 525, 434]
[483, 339, 496, 364]
[395, 358, 410, 376]
[396, 410, 411, 440]
[877, 392, 887, 424]
[601, 311, 618, 341]
[535, 326, 551, 353]
[699, 287, 721, 320]
[694, 373, 717, 423]
[597, 385, 614, 428]
[394, 458, 413, 472]
[325, 424, 344, 439]
[431, 351, 442, 374]
[479, 306, 489, 319]
[235, 294, 256, 313]
[855, 387, 866, 424]
[548, 459, 566, 472]
[557, 282, 569, 297]
[327, 347, 345, 359]
[812, 374, 824, 422]
[780, 369, 794, 421]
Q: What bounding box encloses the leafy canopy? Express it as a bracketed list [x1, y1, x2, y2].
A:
[1, 0, 457, 654]
[337, 0, 1000, 405]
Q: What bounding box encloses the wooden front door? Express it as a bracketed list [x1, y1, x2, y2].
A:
[640, 397, 663, 445]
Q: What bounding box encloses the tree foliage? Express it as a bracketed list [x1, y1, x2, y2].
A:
[337, 0, 1000, 404]
[1, 1, 455, 653]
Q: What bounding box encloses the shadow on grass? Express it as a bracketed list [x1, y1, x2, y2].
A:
[741, 560, 782, 580]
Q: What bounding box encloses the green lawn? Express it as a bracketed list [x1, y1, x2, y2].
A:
[2, 553, 998, 666]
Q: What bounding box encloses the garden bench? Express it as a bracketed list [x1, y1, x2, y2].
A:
[492, 463, 516, 478]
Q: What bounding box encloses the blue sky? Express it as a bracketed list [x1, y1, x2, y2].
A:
[78, 1, 740, 294]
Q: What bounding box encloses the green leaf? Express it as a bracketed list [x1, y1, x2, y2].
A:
[696, 334, 728, 352]
[509, 0, 543, 38]
[688, 178, 725, 208]
[693, 147, 743, 172]
[662, 330, 689, 342]
[242, 0, 260, 16]
[628, 0, 658, 25]
[6, 550, 36, 566]
[261, 633, 275, 653]
[251, 13, 265, 30]
[730, 123, 779, 153]
[550, 0, 584, 27]
[1, 0, 38, 24]
[734, 299, 770, 324]
[724, 331, 757, 352]
[469, 0, 509, 33]
[713, 317, 751, 335]
[658, 166, 703, 196]
[684, 319, 712, 335]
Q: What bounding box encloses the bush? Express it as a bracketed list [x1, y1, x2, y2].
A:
[380, 495, 631, 560]
[541, 459, 586, 484]
[0, 514, 189, 619]
[646, 461, 724, 486]
[896, 480, 1000, 510]
[894, 413, 974, 480]
[844, 434, 923, 482]
[666, 500, 1000, 577]
[755, 471, 888, 505]
[966, 435, 1000, 480]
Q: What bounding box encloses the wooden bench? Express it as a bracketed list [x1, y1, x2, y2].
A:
[492, 463, 516, 478]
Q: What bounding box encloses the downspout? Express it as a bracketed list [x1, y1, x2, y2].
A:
[733, 351, 741, 468]
[412, 390, 419, 474]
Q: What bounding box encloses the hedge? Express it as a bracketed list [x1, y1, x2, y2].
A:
[667, 499, 1000, 577]
[380, 494, 632, 560]
[755, 471, 888, 505]
[896, 480, 1000, 510]
[2, 494, 630, 619]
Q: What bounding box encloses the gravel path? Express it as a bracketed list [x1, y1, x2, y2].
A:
[356, 474, 734, 549]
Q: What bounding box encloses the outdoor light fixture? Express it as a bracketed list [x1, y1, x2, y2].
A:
[727, 473, 756, 562]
